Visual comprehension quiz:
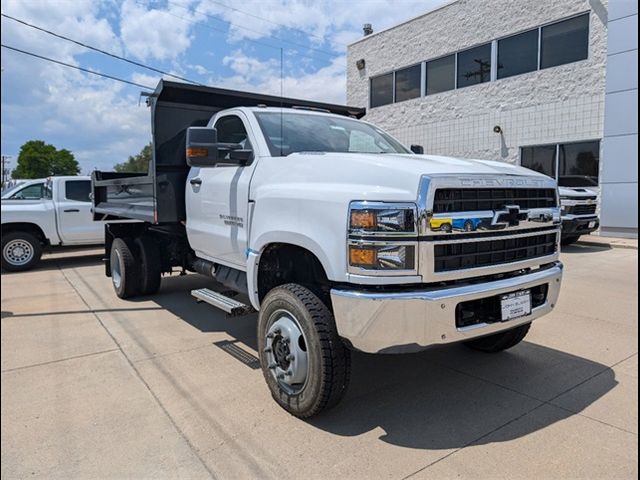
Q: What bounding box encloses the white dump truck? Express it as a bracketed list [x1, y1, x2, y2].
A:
[92, 81, 563, 417]
[1, 176, 103, 271]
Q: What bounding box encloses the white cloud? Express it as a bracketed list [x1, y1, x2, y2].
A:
[119, 0, 200, 62]
[218, 50, 346, 104]
[0, 0, 149, 171]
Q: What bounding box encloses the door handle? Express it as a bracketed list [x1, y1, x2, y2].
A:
[64, 209, 80, 213]
[190, 177, 202, 186]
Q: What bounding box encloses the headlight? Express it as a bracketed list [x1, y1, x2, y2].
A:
[349, 202, 417, 235]
[349, 243, 415, 270]
[348, 201, 418, 274]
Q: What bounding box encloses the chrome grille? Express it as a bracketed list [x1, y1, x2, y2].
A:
[568, 204, 596, 215]
[418, 175, 561, 282]
[433, 188, 557, 213]
[434, 233, 557, 272]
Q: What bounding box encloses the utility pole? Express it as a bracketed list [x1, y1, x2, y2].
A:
[1, 155, 12, 186]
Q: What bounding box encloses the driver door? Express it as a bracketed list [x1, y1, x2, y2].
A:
[186, 113, 256, 268]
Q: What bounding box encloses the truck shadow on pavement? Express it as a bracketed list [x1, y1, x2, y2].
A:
[147, 274, 618, 452]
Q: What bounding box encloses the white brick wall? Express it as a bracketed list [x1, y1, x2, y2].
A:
[347, 0, 608, 165]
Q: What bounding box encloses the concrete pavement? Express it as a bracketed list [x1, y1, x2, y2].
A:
[1, 242, 637, 479]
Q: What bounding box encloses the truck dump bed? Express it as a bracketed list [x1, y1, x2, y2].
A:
[92, 80, 365, 223]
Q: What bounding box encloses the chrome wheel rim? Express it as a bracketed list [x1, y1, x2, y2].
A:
[264, 309, 309, 394]
[112, 249, 122, 289]
[3, 239, 34, 266]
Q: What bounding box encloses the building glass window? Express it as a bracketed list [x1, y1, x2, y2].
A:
[370, 73, 393, 107]
[426, 54, 455, 95]
[521, 145, 557, 178]
[457, 43, 492, 88]
[394, 64, 421, 102]
[558, 141, 599, 187]
[497, 29, 539, 79]
[540, 13, 589, 69]
[521, 141, 600, 187]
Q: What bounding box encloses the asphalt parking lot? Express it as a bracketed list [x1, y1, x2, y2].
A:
[1, 242, 638, 479]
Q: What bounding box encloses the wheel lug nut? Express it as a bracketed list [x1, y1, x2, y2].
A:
[286, 370, 293, 376]
[266, 333, 274, 339]
[277, 373, 285, 380]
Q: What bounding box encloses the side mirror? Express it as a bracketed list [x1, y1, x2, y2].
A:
[410, 144, 424, 154]
[186, 127, 219, 167]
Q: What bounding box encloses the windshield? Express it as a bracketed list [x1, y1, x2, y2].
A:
[1, 181, 28, 198]
[558, 175, 599, 187]
[254, 112, 410, 156]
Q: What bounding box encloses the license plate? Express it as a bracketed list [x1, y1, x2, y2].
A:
[500, 290, 531, 321]
[588, 221, 596, 228]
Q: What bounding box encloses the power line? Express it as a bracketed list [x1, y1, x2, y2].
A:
[1, 44, 154, 89]
[166, 0, 342, 60]
[1, 13, 204, 86]
[205, 0, 342, 47]
[137, 1, 345, 68]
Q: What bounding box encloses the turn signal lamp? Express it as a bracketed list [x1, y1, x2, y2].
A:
[186, 147, 209, 157]
[349, 246, 377, 267]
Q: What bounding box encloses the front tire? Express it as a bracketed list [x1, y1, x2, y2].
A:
[1, 231, 43, 272]
[110, 238, 140, 299]
[464, 323, 531, 353]
[258, 284, 351, 418]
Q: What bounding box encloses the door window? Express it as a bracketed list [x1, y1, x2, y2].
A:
[10, 183, 51, 200]
[65, 180, 92, 202]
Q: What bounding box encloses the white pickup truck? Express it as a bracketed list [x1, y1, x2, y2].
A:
[558, 186, 599, 245]
[92, 81, 563, 417]
[1, 176, 103, 271]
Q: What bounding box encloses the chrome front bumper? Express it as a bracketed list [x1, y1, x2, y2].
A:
[330, 262, 563, 353]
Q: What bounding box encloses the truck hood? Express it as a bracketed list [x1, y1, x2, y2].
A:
[558, 186, 598, 197]
[252, 152, 551, 203]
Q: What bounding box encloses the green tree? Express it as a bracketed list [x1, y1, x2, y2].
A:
[12, 140, 80, 179]
[114, 143, 152, 173]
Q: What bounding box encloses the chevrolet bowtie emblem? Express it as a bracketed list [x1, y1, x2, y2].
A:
[494, 205, 523, 227]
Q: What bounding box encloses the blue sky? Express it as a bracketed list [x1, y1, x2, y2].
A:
[1, 0, 445, 173]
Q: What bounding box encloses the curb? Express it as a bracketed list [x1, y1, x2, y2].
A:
[575, 240, 638, 250]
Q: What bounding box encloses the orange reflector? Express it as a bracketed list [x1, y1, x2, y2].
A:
[187, 147, 208, 157]
[349, 246, 377, 267]
[350, 210, 376, 229]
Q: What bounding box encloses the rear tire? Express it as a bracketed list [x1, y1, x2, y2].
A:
[258, 283, 351, 418]
[110, 238, 140, 299]
[1, 231, 43, 272]
[135, 236, 162, 295]
[561, 235, 580, 246]
[464, 323, 531, 353]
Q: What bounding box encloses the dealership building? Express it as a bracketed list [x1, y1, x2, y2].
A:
[347, 0, 638, 238]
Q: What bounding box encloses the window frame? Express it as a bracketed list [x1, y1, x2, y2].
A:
[425, 53, 457, 96]
[64, 179, 92, 203]
[393, 62, 422, 103]
[8, 182, 49, 201]
[369, 72, 395, 108]
[212, 113, 255, 165]
[539, 12, 591, 70]
[366, 11, 591, 108]
[519, 139, 601, 185]
[456, 42, 493, 89]
[496, 27, 540, 80]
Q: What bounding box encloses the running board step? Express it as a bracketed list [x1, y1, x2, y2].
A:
[191, 288, 256, 317]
